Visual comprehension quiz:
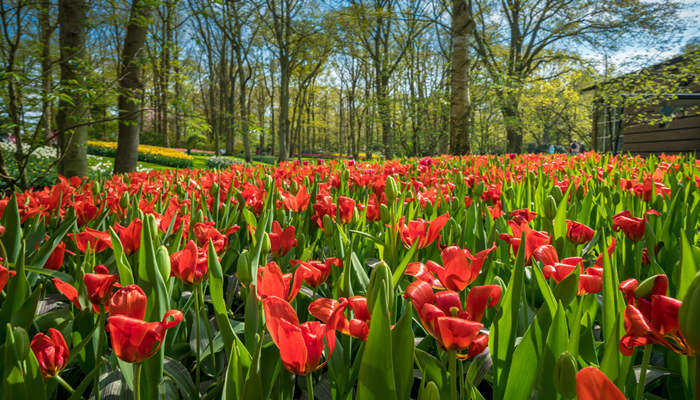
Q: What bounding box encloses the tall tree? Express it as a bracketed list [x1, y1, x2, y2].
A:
[467, 0, 681, 152]
[57, 0, 89, 177]
[115, 0, 153, 173]
[449, 0, 472, 154]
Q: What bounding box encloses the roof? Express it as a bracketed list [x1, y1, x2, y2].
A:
[581, 53, 693, 93]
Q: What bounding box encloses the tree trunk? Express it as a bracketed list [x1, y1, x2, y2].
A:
[450, 0, 472, 155]
[502, 93, 523, 153]
[375, 70, 392, 158]
[278, 52, 289, 161]
[115, 0, 153, 173]
[57, 0, 88, 178]
[39, 0, 52, 141]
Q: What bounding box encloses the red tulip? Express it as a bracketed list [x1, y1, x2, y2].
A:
[256, 261, 303, 302]
[43, 241, 73, 270]
[269, 221, 297, 257]
[404, 262, 443, 289]
[309, 296, 370, 341]
[113, 218, 142, 255]
[415, 244, 496, 292]
[280, 184, 310, 212]
[170, 240, 208, 285]
[193, 222, 228, 252]
[542, 258, 602, 296]
[337, 196, 355, 224]
[30, 328, 69, 378]
[107, 284, 147, 319]
[311, 194, 337, 228]
[612, 210, 660, 241]
[52, 278, 82, 309]
[398, 212, 449, 249]
[576, 367, 626, 400]
[291, 258, 342, 288]
[566, 220, 595, 244]
[594, 237, 616, 268]
[84, 264, 119, 306]
[404, 280, 500, 358]
[509, 208, 537, 225]
[0, 263, 16, 292]
[70, 228, 112, 253]
[364, 193, 382, 222]
[263, 296, 335, 375]
[617, 275, 692, 356]
[106, 310, 183, 363]
[499, 222, 551, 264]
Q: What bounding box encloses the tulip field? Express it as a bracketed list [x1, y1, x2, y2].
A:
[1, 152, 699, 400]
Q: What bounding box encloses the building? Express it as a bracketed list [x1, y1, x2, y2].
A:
[583, 53, 700, 155]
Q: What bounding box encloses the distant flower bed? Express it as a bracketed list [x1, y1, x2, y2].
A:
[205, 156, 240, 169]
[0, 142, 57, 188]
[87, 141, 193, 168]
[171, 147, 215, 155]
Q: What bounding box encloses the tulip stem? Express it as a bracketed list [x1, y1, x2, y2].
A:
[194, 285, 201, 398]
[306, 373, 314, 400]
[449, 350, 458, 400]
[694, 356, 699, 400]
[133, 363, 142, 400]
[198, 283, 216, 371]
[635, 345, 652, 400]
[95, 305, 106, 400]
[55, 375, 75, 394]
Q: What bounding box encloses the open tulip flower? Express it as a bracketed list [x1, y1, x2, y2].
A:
[566, 219, 595, 244]
[269, 220, 297, 257]
[407, 244, 496, 292]
[113, 218, 142, 255]
[263, 296, 336, 375]
[69, 228, 112, 253]
[398, 212, 450, 249]
[170, 240, 208, 285]
[107, 284, 147, 319]
[617, 275, 693, 356]
[291, 257, 342, 288]
[499, 221, 551, 264]
[192, 221, 228, 252]
[542, 257, 603, 295]
[338, 196, 356, 223]
[576, 367, 626, 400]
[308, 296, 371, 341]
[256, 261, 303, 302]
[31, 328, 69, 378]
[612, 209, 661, 241]
[404, 280, 500, 358]
[107, 310, 183, 363]
[83, 264, 120, 306]
[280, 184, 310, 212]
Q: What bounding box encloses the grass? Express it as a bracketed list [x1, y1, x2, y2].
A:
[89, 154, 255, 172]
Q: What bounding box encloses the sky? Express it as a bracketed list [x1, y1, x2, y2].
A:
[591, 0, 699, 74]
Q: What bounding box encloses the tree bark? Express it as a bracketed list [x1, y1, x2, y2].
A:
[57, 0, 88, 178]
[450, 0, 472, 155]
[38, 0, 52, 141]
[115, 0, 153, 173]
[278, 51, 290, 161]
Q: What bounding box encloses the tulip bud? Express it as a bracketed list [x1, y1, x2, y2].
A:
[237, 250, 251, 286]
[291, 180, 299, 193]
[194, 209, 204, 224]
[367, 261, 393, 314]
[264, 174, 273, 188]
[679, 271, 700, 352]
[504, 186, 515, 200]
[180, 203, 188, 216]
[544, 195, 557, 220]
[380, 204, 390, 224]
[262, 233, 271, 254]
[553, 351, 578, 399]
[322, 214, 334, 235]
[473, 182, 485, 198]
[156, 246, 171, 283]
[385, 176, 398, 203]
[552, 186, 563, 203]
[119, 192, 130, 210]
[211, 182, 219, 197]
[424, 200, 433, 216]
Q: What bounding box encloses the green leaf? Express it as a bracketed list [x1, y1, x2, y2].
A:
[539, 303, 569, 400]
[391, 306, 414, 400]
[29, 211, 76, 268]
[208, 240, 236, 355]
[489, 229, 526, 399]
[502, 305, 553, 400]
[532, 265, 557, 316]
[1, 196, 22, 264]
[419, 381, 441, 400]
[391, 240, 419, 287]
[357, 286, 396, 400]
[109, 227, 134, 286]
[678, 231, 698, 299]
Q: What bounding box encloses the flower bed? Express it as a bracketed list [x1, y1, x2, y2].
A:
[0, 153, 698, 399]
[87, 140, 194, 168]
